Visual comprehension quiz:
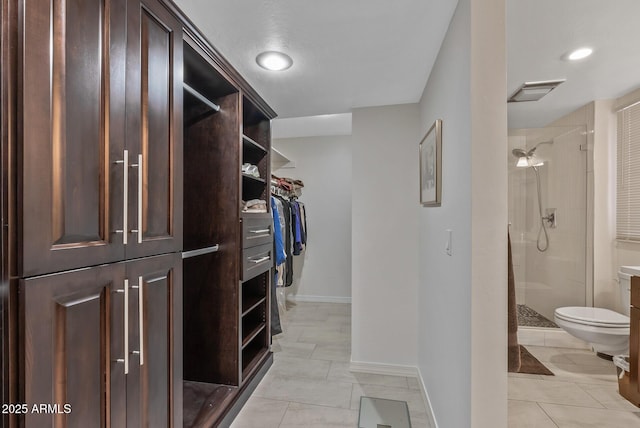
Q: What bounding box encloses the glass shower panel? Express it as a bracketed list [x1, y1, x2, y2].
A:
[508, 126, 588, 325]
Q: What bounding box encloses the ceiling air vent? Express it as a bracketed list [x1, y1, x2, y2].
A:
[508, 79, 566, 103]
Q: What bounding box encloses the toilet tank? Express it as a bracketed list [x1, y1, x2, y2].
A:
[618, 266, 640, 316]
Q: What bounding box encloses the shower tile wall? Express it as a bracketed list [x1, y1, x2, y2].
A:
[508, 128, 587, 321]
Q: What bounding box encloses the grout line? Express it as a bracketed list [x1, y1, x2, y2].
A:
[536, 402, 560, 428]
[276, 401, 290, 428]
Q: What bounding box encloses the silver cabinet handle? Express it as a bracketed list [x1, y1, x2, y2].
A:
[115, 279, 129, 374]
[250, 256, 270, 264]
[114, 150, 129, 245]
[130, 276, 144, 366]
[250, 229, 270, 234]
[137, 276, 144, 366]
[130, 154, 143, 244]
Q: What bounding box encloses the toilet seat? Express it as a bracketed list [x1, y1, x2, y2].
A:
[554, 306, 629, 328]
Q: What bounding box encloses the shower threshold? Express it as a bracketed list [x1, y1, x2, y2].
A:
[517, 304, 558, 328]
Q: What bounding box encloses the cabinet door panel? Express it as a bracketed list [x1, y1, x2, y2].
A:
[125, 0, 183, 259]
[126, 253, 182, 428]
[22, 264, 126, 428]
[21, 0, 127, 277]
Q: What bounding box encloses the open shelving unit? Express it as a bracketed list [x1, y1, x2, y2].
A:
[181, 36, 274, 427]
[239, 95, 272, 383]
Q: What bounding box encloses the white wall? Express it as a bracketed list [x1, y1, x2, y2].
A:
[351, 103, 420, 368]
[272, 136, 352, 302]
[417, 0, 507, 427]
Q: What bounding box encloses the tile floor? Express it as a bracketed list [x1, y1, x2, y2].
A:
[230, 302, 640, 427]
[230, 301, 432, 428]
[509, 345, 640, 427]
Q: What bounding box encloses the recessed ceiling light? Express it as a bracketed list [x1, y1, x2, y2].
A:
[256, 51, 293, 71]
[567, 47, 593, 61]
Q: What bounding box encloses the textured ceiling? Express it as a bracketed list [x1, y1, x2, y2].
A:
[174, 0, 458, 118]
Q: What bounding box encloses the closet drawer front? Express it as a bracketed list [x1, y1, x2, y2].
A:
[242, 213, 273, 248]
[242, 244, 273, 281]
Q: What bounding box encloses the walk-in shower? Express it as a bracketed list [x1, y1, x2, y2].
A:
[511, 141, 554, 252]
[508, 126, 590, 328]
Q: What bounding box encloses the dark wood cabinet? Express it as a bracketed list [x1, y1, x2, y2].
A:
[20, 0, 183, 278]
[21, 0, 128, 277]
[124, 0, 183, 260]
[21, 253, 181, 428]
[621, 276, 640, 406]
[6, 1, 276, 426]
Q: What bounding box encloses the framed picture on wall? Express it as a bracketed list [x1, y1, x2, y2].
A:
[419, 119, 442, 206]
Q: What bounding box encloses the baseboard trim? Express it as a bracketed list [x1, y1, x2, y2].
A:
[417, 367, 439, 428]
[286, 294, 352, 304]
[349, 360, 417, 378]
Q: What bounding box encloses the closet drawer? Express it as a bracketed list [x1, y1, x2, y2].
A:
[242, 213, 273, 248]
[242, 243, 273, 281]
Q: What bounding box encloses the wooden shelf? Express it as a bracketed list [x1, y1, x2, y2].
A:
[242, 341, 269, 380]
[243, 134, 267, 153]
[183, 381, 236, 428]
[242, 174, 266, 185]
[242, 323, 266, 348]
[242, 296, 266, 317]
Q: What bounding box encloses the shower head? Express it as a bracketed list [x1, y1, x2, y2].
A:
[512, 148, 528, 158]
[511, 140, 553, 167]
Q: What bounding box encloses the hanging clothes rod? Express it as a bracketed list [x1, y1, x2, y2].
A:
[183, 83, 221, 112]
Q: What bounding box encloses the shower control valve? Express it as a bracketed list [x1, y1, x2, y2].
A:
[543, 208, 557, 228]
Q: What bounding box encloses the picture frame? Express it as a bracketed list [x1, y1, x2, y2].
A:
[419, 119, 442, 206]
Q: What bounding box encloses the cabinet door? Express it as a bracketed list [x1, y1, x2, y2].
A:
[125, 253, 182, 428]
[125, 0, 183, 259]
[21, 0, 127, 277]
[631, 306, 639, 396]
[22, 263, 127, 428]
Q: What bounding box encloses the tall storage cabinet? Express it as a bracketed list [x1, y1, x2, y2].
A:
[3, 0, 275, 426]
[20, 0, 183, 279]
[17, 0, 185, 425]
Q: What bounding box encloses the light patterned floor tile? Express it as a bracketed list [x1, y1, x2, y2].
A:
[539, 402, 640, 428]
[273, 340, 316, 358]
[508, 377, 604, 408]
[407, 376, 421, 391]
[310, 343, 351, 362]
[327, 361, 409, 388]
[278, 402, 359, 428]
[268, 356, 331, 380]
[541, 362, 618, 385]
[253, 376, 353, 409]
[229, 397, 289, 428]
[508, 400, 558, 428]
[578, 383, 640, 412]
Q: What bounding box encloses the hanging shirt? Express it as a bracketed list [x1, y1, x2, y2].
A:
[291, 201, 303, 255]
[271, 197, 286, 266]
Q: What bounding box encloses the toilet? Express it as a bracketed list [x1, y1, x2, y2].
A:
[554, 266, 639, 357]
